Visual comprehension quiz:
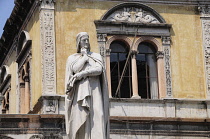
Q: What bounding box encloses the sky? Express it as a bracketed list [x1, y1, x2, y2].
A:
[0, 0, 15, 37]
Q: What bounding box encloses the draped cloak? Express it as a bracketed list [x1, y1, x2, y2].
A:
[65, 52, 109, 139]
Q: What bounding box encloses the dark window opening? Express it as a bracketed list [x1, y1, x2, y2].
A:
[137, 42, 158, 99]
[110, 40, 132, 98]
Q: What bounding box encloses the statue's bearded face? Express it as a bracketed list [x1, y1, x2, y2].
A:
[80, 36, 90, 50]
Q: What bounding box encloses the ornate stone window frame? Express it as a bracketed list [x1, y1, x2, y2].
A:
[16, 30, 32, 114]
[16, 30, 32, 68]
[0, 65, 11, 114]
[95, 2, 172, 99]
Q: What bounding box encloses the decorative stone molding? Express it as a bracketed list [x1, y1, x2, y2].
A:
[106, 49, 111, 56]
[102, 3, 166, 23]
[40, 0, 56, 95]
[156, 51, 164, 59]
[107, 7, 159, 23]
[198, 5, 210, 18]
[162, 36, 172, 98]
[162, 36, 171, 45]
[134, 36, 161, 51]
[200, 7, 210, 98]
[131, 50, 138, 56]
[97, 34, 107, 42]
[106, 36, 132, 49]
[40, 0, 55, 10]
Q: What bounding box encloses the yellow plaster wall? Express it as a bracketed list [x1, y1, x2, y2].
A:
[153, 5, 205, 99]
[55, 1, 205, 99]
[55, 1, 118, 95]
[6, 51, 18, 114]
[25, 8, 42, 107]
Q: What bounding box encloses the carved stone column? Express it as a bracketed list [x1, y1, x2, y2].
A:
[40, 0, 56, 95]
[131, 50, 140, 98]
[162, 37, 173, 98]
[20, 80, 25, 114]
[24, 74, 30, 113]
[199, 5, 210, 98]
[106, 49, 112, 98]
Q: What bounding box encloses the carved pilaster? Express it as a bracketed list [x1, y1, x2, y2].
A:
[97, 34, 107, 57]
[162, 37, 173, 98]
[199, 5, 210, 18]
[40, 0, 56, 95]
[200, 6, 210, 98]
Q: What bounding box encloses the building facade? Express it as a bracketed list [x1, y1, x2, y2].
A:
[1, 0, 210, 138]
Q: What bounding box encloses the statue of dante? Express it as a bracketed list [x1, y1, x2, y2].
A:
[65, 32, 109, 139]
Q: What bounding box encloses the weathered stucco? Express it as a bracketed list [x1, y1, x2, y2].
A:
[156, 5, 205, 99]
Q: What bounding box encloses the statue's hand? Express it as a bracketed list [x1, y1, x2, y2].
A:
[73, 72, 85, 81]
[81, 47, 88, 55]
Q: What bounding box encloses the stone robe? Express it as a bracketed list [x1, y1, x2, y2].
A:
[65, 52, 109, 139]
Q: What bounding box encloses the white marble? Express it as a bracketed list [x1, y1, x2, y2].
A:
[65, 32, 109, 139]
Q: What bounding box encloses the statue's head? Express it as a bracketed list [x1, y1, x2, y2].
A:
[76, 32, 90, 53]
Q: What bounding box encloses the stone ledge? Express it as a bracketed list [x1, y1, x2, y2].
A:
[110, 116, 210, 123]
[0, 114, 64, 119]
[110, 116, 210, 137]
[110, 98, 210, 103]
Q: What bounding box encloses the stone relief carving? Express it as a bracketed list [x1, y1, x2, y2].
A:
[97, 34, 107, 57]
[202, 20, 210, 97]
[156, 51, 164, 59]
[40, 0, 56, 94]
[162, 37, 172, 98]
[45, 100, 56, 113]
[107, 7, 160, 23]
[198, 5, 210, 17]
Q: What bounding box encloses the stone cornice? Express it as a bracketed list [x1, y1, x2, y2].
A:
[0, 0, 37, 66]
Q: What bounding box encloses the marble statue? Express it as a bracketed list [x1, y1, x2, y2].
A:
[65, 32, 109, 139]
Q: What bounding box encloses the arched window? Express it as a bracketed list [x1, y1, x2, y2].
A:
[95, 3, 172, 99]
[137, 42, 158, 99]
[0, 65, 11, 114]
[110, 40, 132, 98]
[17, 30, 32, 114]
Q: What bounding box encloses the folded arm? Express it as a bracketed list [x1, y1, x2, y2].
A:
[73, 61, 102, 80]
[72, 54, 89, 73]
